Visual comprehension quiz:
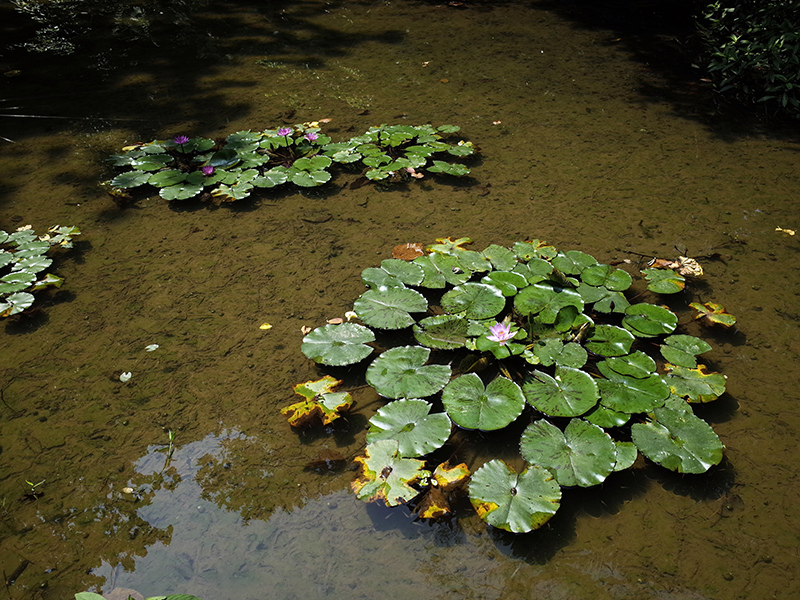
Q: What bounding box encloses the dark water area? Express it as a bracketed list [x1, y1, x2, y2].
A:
[1, 1, 799, 599]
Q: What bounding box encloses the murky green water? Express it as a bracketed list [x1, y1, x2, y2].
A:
[1, 1, 799, 599]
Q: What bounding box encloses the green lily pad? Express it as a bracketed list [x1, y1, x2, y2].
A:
[366, 345, 451, 399]
[148, 169, 187, 187]
[600, 351, 657, 379]
[353, 287, 428, 329]
[293, 155, 332, 171]
[426, 161, 470, 176]
[583, 404, 631, 428]
[597, 368, 669, 414]
[512, 240, 557, 261]
[551, 250, 597, 275]
[520, 418, 617, 487]
[440, 283, 505, 319]
[2, 270, 36, 287]
[290, 169, 331, 187]
[12, 240, 50, 259]
[366, 399, 452, 457]
[0, 291, 34, 317]
[159, 179, 204, 200]
[524, 339, 587, 369]
[301, 322, 376, 366]
[282, 375, 354, 427]
[577, 283, 631, 314]
[584, 325, 635, 357]
[412, 314, 469, 350]
[252, 168, 289, 187]
[514, 281, 584, 323]
[31, 273, 64, 291]
[664, 364, 726, 403]
[631, 407, 723, 473]
[212, 181, 254, 201]
[481, 271, 529, 296]
[580, 263, 633, 291]
[110, 170, 152, 188]
[660, 334, 713, 368]
[522, 367, 599, 417]
[131, 153, 173, 171]
[481, 244, 518, 271]
[441, 374, 525, 431]
[642, 267, 686, 294]
[12, 255, 52, 274]
[352, 440, 430, 507]
[613, 441, 638, 471]
[622, 303, 678, 338]
[370, 258, 425, 287]
[468, 460, 561, 533]
[412, 252, 471, 288]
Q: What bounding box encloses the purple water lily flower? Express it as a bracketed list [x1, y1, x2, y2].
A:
[277, 127, 293, 137]
[201, 165, 215, 176]
[304, 131, 319, 142]
[487, 321, 515, 345]
[173, 135, 190, 145]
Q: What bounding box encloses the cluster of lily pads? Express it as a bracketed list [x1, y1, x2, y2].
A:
[284, 238, 735, 533]
[0, 225, 80, 317]
[107, 123, 475, 202]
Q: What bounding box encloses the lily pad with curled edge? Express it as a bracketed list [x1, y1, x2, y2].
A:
[351, 439, 431, 507]
[416, 461, 471, 519]
[413, 314, 469, 350]
[441, 374, 525, 431]
[514, 281, 584, 324]
[0, 291, 35, 317]
[353, 287, 427, 330]
[580, 263, 633, 291]
[522, 367, 599, 417]
[642, 267, 686, 294]
[664, 364, 726, 403]
[631, 407, 723, 474]
[481, 271, 529, 297]
[584, 325, 635, 357]
[426, 236, 472, 256]
[622, 303, 678, 338]
[660, 334, 713, 368]
[690, 301, 737, 327]
[365, 345, 451, 399]
[366, 398, 452, 457]
[281, 375, 353, 428]
[301, 322, 375, 366]
[468, 459, 561, 533]
[512, 240, 557, 261]
[441, 282, 506, 320]
[520, 418, 617, 487]
[583, 404, 631, 428]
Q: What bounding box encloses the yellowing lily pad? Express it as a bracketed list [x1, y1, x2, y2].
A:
[281, 375, 353, 428]
[690, 301, 737, 327]
[416, 461, 471, 519]
[351, 439, 430, 507]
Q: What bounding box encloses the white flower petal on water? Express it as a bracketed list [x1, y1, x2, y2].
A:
[119, 372, 132, 382]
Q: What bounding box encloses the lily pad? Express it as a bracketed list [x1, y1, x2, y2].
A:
[366, 398, 452, 457]
[412, 314, 469, 350]
[584, 325, 635, 356]
[290, 169, 331, 187]
[520, 418, 617, 487]
[522, 367, 599, 417]
[441, 374, 525, 431]
[660, 334, 713, 368]
[0, 291, 34, 317]
[110, 170, 152, 188]
[583, 404, 631, 428]
[642, 267, 686, 294]
[631, 407, 723, 473]
[252, 168, 289, 188]
[412, 252, 471, 288]
[365, 345, 451, 399]
[580, 263, 633, 291]
[426, 161, 470, 176]
[354, 287, 428, 329]
[416, 461, 471, 519]
[621, 303, 678, 338]
[690, 301, 737, 327]
[301, 322, 376, 366]
[148, 169, 187, 187]
[613, 441, 638, 471]
[468, 460, 561, 533]
[514, 281, 584, 323]
[440, 283, 506, 319]
[282, 375, 354, 427]
[664, 364, 726, 403]
[351, 439, 430, 507]
[551, 250, 597, 274]
[524, 338, 587, 369]
[481, 271, 529, 297]
[597, 368, 669, 414]
[481, 244, 518, 271]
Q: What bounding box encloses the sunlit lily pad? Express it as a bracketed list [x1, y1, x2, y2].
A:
[366, 398, 452, 457]
[690, 301, 737, 327]
[282, 375, 354, 427]
[584, 325, 635, 356]
[0, 291, 34, 317]
[354, 287, 428, 329]
[664, 364, 726, 403]
[366, 345, 451, 399]
[481, 271, 529, 296]
[514, 281, 583, 323]
[642, 267, 686, 294]
[481, 244, 518, 271]
[441, 374, 525, 431]
[301, 322, 376, 366]
[110, 170, 152, 188]
[148, 169, 187, 187]
[613, 441, 638, 471]
[441, 283, 505, 319]
[416, 461, 471, 519]
[412, 252, 471, 288]
[520, 418, 617, 487]
[621, 303, 678, 338]
[524, 338, 587, 369]
[551, 250, 597, 275]
[660, 334, 713, 368]
[580, 263, 633, 291]
[522, 367, 599, 417]
[577, 282, 630, 313]
[631, 407, 723, 473]
[468, 460, 561, 533]
[597, 366, 669, 414]
[583, 404, 631, 428]
[352, 440, 430, 507]
[426, 161, 470, 176]
[413, 314, 469, 349]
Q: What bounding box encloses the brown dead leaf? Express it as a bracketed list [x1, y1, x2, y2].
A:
[392, 242, 425, 260]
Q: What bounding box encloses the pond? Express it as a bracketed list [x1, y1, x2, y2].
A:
[1, 1, 799, 599]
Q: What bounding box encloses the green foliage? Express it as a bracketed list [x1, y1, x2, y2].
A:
[289, 238, 732, 533]
[107, 123, 476, 203]
[0, 225, 80, 317]
[699, 0, 800, 119]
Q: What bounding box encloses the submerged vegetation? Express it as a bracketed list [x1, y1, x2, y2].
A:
[0, 225, 80, 317]
[286, 238, 735, 533]
[107, 123, 475, 203]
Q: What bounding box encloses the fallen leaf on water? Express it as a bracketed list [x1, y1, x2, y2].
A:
[776, 227, 796, 236]
[300, 325, 313, 335]
[392, 242, 425, 260]
[327, 317, 344, 324]
[259, 323, 273, 330]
